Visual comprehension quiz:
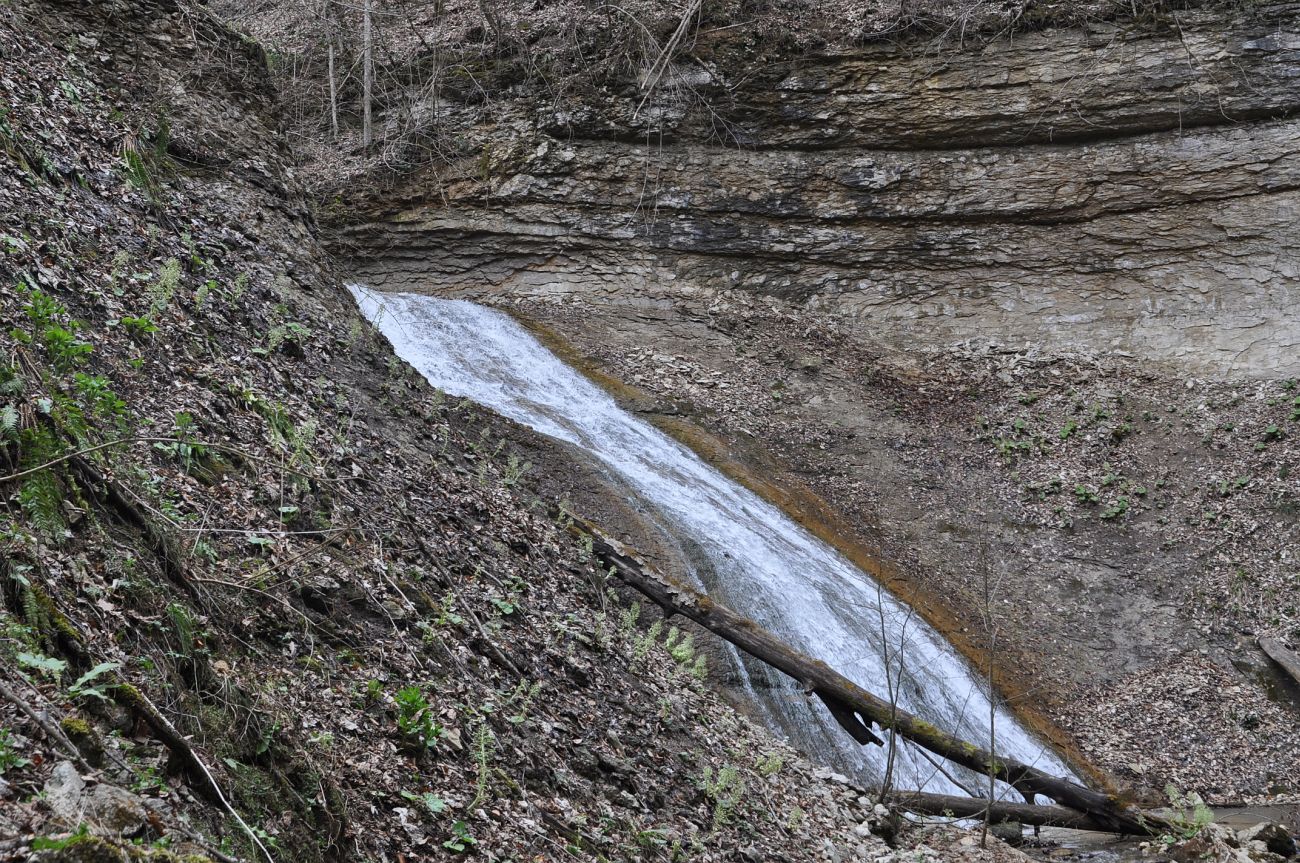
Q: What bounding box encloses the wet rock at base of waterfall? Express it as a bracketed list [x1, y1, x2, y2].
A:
[1237, 823, 1297, 858]
[44, 761, 150, 835]
[813, 766, 851, 785]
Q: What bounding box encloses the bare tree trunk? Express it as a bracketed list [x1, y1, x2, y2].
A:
[328, 41, 339, 140]
[575, 519, 1167, 836]
[362, 0, 374, 148]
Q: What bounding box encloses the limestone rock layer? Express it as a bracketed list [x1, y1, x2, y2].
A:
[339, 3, 1300, 377]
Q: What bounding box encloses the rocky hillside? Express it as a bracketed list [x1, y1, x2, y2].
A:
[0, 2, 989, 860]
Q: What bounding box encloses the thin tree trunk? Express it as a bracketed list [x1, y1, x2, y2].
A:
[576, 520, 1166, 836]
[362, 0, 374, 148]
[328, 42, 339, 140]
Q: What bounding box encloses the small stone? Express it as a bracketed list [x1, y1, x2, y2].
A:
[45, 761, 149, 835]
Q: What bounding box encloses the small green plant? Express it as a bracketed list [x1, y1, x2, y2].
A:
[195, 279, 216, 308]
[41, 326, 93, 372]
[755, 752, 784, 777]
[434, 593, 465, 627]
[264, 322, 311, 355]
[121, 116, 172, 199]
[1074, 484, 1099, 505]
[68, 662, 121, 703]
[153, 411, 207, 474]
[634, 619, 664, 662]
[394, 686, 443, 750]
[699, 764, 745, 833]
[31, 825, 91, 851]
[506, 680, 541, 726]
[1059, 420, 1078, 440]
[364, 678, 383, 703]
[667, 628, 695, 665]
[1160, 784, 1213, 842]
[619, 601, 641, 632]
[1100, 498, 1129, 520]
[443, 821, 477, 853]
[471, 720, 495, 808]
[399, 788, 447, 818]
[149, 258, 181, 314]
[72, 373, 125, 417]
[117, 315, 158, 338]
[17, 651, 67, 679]
[130, 763, 165, 793]
[501, 452, 531, 487]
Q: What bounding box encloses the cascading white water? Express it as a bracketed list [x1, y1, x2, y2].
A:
[351, 285, 1073, 795]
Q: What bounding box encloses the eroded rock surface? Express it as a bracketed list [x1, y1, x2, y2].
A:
[339, 3, 1300, 376]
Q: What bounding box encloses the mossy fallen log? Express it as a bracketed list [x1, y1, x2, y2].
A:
[576, 520, 1166, 836]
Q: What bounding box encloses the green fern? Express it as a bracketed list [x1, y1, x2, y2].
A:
[17, 427, 66, 543]
[0, 363, 23, 397]
[0, 404, 17, 441]
[20, 471, 64, 543]
[19, 584, 49, 635]
[48, 392, 89, 445]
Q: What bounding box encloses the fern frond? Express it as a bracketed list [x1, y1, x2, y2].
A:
[17, 426, 67, 543]
[0, 403, 17, 440]
[20, 470, 65, 543]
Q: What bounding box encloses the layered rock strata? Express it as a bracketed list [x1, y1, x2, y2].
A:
[340, 3, 1300, 376]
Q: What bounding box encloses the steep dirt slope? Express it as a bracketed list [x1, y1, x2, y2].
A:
[0, 2, 985, 860]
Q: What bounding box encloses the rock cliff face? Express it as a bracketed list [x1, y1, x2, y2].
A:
[340, 2, 1300, 376]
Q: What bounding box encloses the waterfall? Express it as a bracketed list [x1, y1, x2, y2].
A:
[351, 285, 1073, 796]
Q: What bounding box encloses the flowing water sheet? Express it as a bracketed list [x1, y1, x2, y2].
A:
[351, 285, 1074, 795]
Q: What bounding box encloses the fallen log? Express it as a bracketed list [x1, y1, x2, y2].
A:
[577, 521, 1164, 836]
[891, 791, 1118, 831]
[1259, 636, 1300, 687]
